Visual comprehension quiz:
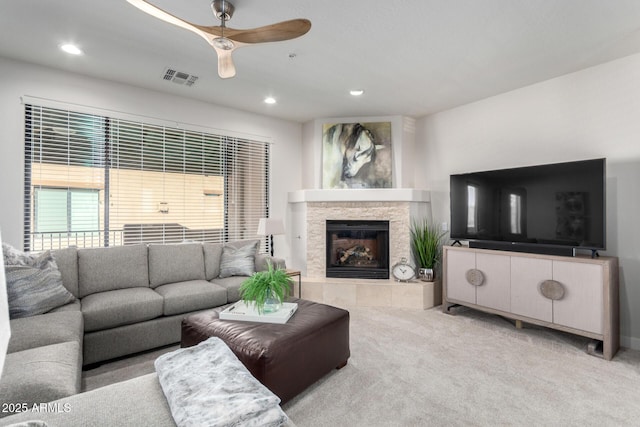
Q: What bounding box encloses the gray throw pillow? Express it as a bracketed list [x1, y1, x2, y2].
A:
[218, 240, 259, 278]
[4, 249, 76, 319]
[2, 242, 55, 268]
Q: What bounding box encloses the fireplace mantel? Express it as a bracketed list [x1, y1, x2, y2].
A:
[288, 188, 430, 204]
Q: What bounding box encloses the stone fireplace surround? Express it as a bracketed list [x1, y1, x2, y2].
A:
[306, 201, 414, 278]
[288, 189, 440, 309]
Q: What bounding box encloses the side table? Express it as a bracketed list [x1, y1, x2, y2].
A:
[285, 270, 302, 298]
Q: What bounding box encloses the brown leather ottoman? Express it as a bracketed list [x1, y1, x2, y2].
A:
[181, 298, 350, 404]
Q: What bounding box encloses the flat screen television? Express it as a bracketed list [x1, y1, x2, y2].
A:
[450, 158, 606, 256]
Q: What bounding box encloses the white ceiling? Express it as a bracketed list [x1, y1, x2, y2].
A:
[2, 0, 640, 123]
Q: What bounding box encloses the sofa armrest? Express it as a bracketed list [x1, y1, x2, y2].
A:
[255, 254, 287, 272]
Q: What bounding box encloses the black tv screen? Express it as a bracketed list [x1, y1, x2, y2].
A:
[450, 158, 606, 255]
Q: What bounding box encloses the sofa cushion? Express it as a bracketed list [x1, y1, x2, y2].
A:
[148, 243, 205, 288]
[0, 373, 175, 427]
[154, 280, 227, 316]
[0, 342, 81, 417]
[219, 240, 259, 278]
[5, 260, 76, 319]
[7, 310, 83, 354]
[203, 242, 223, 280]
[77, 245, 149, 297]
[48, 301, 81, 313]
[210, 276, 248, 303]
[81, 287, 163, 332]
[82, 315, 182, 366]
[52, 247, 79, 297]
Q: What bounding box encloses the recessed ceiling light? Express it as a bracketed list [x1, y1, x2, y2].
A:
[349, 89, 364, 96]
[264, 97, 277, 104]
[60, 44, 83, 55]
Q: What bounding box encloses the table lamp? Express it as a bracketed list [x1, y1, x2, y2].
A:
[257, 218, 285, 257]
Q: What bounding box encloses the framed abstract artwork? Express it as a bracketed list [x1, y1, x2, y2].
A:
[322, 121, 392, 189]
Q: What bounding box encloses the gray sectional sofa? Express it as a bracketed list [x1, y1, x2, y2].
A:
[0, 239, 284, 419]
[0, 371, 296, 427]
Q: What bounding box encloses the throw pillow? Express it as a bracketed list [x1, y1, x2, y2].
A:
[2, 242, 53, 267]
[218, 240, 259, 278]
[2, 245, 76, 319]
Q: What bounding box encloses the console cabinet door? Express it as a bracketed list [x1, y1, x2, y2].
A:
[510, 257, 553, 322]
[446, 249, 477, 304]
[475, 253, 511, 312]
[552, 261, 604, 334]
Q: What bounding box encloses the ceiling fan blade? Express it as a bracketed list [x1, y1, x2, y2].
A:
[200, 19, 311, 44]
[126, 0, 208, 40]
[127, 0, 311, 79]
[231, 19, 311, 44]
[215, 48, 236, 79]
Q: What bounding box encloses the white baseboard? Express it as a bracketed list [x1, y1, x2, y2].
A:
[620, 335, 640, 351]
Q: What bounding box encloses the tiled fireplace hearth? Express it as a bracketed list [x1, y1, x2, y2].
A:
[288, 189, 440, 309]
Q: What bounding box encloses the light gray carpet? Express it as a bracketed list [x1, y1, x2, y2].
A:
[83, 306, 640, 426]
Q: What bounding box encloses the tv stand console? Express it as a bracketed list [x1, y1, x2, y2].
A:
[443, 246, 619, 360]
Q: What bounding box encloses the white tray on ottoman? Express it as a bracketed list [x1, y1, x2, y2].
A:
[219, 301, 298, 324]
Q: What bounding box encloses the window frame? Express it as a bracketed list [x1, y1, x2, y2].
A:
[24, 104, 270, 253]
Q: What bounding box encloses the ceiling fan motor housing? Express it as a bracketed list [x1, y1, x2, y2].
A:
[212, 0, 235, 21]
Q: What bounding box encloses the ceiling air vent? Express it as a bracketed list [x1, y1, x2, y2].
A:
[162, 68, 199, 87]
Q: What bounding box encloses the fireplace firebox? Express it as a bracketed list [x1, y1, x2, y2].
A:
[326, 220, 390, 279]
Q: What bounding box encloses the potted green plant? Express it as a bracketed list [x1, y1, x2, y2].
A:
[239, 261, 292, 314]
[410, 218, 447, 281]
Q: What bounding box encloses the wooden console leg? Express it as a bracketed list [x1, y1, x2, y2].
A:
[444, 303, 460, 315]
[515, 320, 523, 329]
[586, 340, 605, 359]
[336, 360, 348, 370]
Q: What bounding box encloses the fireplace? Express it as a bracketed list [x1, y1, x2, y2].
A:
[326, 220, 390, 279]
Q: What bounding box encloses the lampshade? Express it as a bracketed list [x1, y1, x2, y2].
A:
[256, 218, 285, 236]
[0, 229, 10, 378]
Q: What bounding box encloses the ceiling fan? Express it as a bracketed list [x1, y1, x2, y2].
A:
[126, 0, 311, 79]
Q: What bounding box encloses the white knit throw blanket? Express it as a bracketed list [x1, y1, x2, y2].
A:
[155, 337, 288, 427]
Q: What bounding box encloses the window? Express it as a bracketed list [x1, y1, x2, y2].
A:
[466, 184, 478, 234]
[34, 188, 101, 249]
[509, 193, 522, 235]
[24, 104, 270, 252]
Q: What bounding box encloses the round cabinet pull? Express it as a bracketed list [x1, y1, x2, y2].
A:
[466, 269, 484, 287]
[540, 280, 565, 300]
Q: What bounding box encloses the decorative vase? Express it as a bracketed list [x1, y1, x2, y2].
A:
[419, 268, 434, 282]
[262, 290, 282, 313]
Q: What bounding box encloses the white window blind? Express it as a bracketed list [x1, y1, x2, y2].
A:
[24, 104, 270, 252]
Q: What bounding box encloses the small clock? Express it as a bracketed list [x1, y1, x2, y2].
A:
[391, 257, 416, 282]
